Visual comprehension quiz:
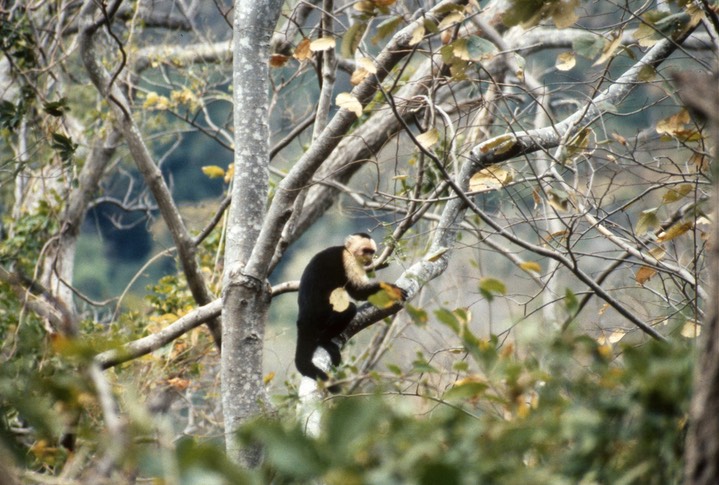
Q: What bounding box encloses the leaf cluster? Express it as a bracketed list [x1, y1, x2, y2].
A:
[242, 332, 691, 484]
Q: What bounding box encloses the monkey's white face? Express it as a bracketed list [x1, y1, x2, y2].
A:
[346, 234, 377, 267]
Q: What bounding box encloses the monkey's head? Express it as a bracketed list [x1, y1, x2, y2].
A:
[345, 233, 377, 266]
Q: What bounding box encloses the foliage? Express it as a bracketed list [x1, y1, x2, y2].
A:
[244, 333, 692, 484]
[0, 0, 715, 481]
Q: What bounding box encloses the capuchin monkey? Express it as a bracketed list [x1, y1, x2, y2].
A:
[295, 233, 406, 382]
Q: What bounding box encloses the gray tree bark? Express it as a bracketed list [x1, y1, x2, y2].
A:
[676, 69, 719, 485]
[221, 0, 283, 467]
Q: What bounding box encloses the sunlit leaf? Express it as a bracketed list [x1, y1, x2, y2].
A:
[310, 37, 336, 52]
[336, 92, 363, 116]
[224, 163, 235, 183]
[357, 57, 377, 74]
[608, 330, 626, 344]
[657, 221, 693, 243]
[469, 166, 514, 192]
[143, 91, 171, 110]
[438, 11, 464, 31]
[201, 165, 225, 179]
[416, 128, 439, 149]
[350, 68, 370, 85]
[593, 30, 623, 65]
[409, 23, 425, 46]
[293, 38, 311, 61]
[519, 261, 542, 273]
[680, 319, 701, 338]
[330, 288, 350, 311]
[556, 51, 576, 71]
[477, 134, 516, 154]
[425, 247, 449, 262]
[656, 109, 690, 136]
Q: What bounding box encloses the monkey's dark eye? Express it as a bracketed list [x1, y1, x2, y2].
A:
[362, 248, 375, 255]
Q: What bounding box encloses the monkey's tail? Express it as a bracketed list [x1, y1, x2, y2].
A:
[295, 334, 330, 381]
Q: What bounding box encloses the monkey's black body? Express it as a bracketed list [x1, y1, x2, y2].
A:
[295, 245, 383, 381]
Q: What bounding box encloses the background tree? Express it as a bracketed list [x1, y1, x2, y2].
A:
[0, 0, 716, 482]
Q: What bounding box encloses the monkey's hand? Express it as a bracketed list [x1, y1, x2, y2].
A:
[378, 282, 408, 303]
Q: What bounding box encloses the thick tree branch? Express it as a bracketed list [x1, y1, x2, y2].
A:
[78, 0, 222, 348]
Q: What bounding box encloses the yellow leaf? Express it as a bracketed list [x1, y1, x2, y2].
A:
[425, 247, 449, 262]
[143, 92, 171, 110]
[336, 92, 363, 116]
[224, 163, 234, 183]
[556, 51, 576, 71]
[293, 38, 311, 61]
[593, 31, 623, 65]
[519, 261, 542, 273]
[657, 221, 693, 243]
[329, 288, 350, 311]
[680, 319, 701, 338]
[354, 0, 376, 13]
[201, 165, 225, 178]
[167, 377, 190, 390]
[477, 134, 516, 154]
[409, 24, 425, 46]
[350, 68, 370, 85]
[357, 57, 377, 74]
[608, 330, 626, 343]
[611, 132, 627, 145]
[469, 166, 514, 192]
[662, 184, 693, 203]
[310, 37, 336, 52]
[656, 109, 690, 135]
[438, 11, 464, 30]
[369, 284, 403, 309]
[551, 0, 579, 28]
[416, 128, 439, 149]
[263, 371, 276, 385]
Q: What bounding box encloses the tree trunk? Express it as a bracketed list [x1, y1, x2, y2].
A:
[676, 69, 719, 485]
[221, 0, 283, 467]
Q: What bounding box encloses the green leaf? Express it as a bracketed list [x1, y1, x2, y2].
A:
[573, 32, 606, 59]
[342, 21, 367, 57]
[662, 184, 693, 203]
[454, 36, 497, 62]
[43, 98, 69, 117]
[405, 304, 428, 326]
[564, 288, 578, 313]
[479, 277, 506, 301]
[371, 16, 401, 45]
[635, 208, 659, 235]
[50, 132, 78, 161]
